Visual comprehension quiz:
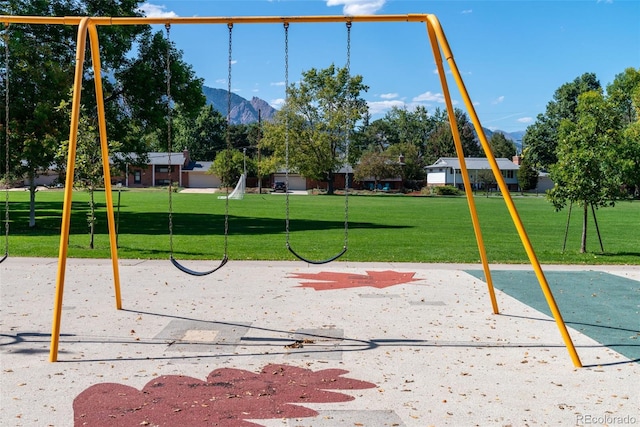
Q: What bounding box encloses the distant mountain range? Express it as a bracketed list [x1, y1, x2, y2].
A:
[481, 129, 525, 153]
[202, 86, 277, 125]
[203, 86, 525, 151]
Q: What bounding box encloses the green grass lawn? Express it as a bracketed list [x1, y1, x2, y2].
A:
[3, 188, 639, 264]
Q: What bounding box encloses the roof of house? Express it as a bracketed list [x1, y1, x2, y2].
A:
[183, 161, 213, 172]
[425, 157, 520, 170]
[146, 152, 186, 166]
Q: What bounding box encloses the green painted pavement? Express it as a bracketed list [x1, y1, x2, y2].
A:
[465, 270, 640, 363]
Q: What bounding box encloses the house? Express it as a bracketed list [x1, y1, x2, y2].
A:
[425, 157, 520, 192]
[182, 160, 220, 188]
[511, 155, 555, 193]
[124, 151, 187, 188]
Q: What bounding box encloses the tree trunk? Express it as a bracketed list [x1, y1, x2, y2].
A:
[28, 170, 36, 228]
[327, 171, 335, 195]
[580, 202, 588, 253]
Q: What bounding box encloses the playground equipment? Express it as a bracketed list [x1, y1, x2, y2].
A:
[283, 22, 351, 265]
[0, 13, 583, 367]
[165, 23, 229, 277]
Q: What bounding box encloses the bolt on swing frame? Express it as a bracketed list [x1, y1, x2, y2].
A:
[0, 13, 582, 367]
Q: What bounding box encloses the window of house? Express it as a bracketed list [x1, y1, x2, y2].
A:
[134, 170, 141, 184]
[502, 170, 514, 179]
[155, 165, 172, 173]
[156, 179, 171, 186]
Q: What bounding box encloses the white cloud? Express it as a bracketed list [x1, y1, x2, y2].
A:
[517, 117, 533, 124]
[380, 92, 398, 99]
[136, 2, 178, 18]
[412, 91, 446, 103]
[326, 0, 386, 15]
[271, 81, 286, 87]
[461, 9, 473, 14]
[492, 96, 505, 104]
[367, 99, 405, 115]
[271, 98, 286, 108]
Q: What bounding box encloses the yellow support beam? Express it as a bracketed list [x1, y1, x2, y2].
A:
[425, 15, 582, 368]
[49, 17, 91, 363]
[2, 13, 581, 367]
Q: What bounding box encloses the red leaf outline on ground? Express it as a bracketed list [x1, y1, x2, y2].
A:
[290, 270, 421, 291]
[73, 363, 376, 427]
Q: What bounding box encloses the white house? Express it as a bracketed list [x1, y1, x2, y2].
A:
[426, 157, 520, 191]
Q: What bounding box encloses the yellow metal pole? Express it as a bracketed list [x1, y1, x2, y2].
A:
[1, 14, 429, 26]
[88, 23, 122, 309]
[50, 17, 90, 363]
[425, 17, 499, 315]
[426, 15, 582, 367]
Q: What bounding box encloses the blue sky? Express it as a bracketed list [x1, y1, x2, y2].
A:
[136, 0, 640, 133]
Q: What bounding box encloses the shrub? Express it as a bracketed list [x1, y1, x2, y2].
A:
[433, 185, 462, 196]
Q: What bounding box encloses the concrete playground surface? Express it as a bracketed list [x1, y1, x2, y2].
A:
[1, 258, 638, 426]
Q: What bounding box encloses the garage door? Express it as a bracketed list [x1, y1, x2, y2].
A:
[274, 174, 306, 191]
[187, 173, 221, 188]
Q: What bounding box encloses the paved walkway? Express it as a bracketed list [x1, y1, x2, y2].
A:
[1, 258, 638, 426]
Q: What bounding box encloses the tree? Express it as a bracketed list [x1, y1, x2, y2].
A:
[476, 169, 497, 197]
[424, 108, 482, 165]
[209, 149, 253, 188]
[353, 150, 401, 191]
[57, 106, 122, 249]
[486, 132, 516, 159]
[517, 156, 539, 192]
[1, 2, 205, 228]
[547, 90, 626, 253]
[523, 73, 601, 170]
[173, 105, 226, 161]
[2, 0, 145, 227]
[114, 30, 205, 153]
[606, 67, 640, 126]
[385, 142, 424, 187]
[262, 64, 368, 195]
[608, 68, 640, 196]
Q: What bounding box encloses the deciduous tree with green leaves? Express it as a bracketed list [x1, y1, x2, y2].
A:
[353, 150, 401, 191]
[261, 64, 368, 195]
[523, 73, 601, 170]
[1, 1, 205, 228]
[547, 90, 626, 253]
[209, 148, 253, 188]
[173, 104, 226, 162]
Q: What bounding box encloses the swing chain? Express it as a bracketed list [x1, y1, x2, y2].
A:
[3, 24, 10, 257]
[223, 23, 233, 255]
[283, 22, 291, 246]
[165, 23, 174, 255]
[343, 20, 352, 250]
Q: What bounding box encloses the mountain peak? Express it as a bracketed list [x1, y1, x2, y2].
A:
[202, 86, 278, 125]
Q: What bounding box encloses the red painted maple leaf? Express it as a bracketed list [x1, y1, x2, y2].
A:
[290, 270, 421, 291]
[73, 364, 376, 427]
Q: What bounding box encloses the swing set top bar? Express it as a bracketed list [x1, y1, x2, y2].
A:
[1, 14, 430, 26]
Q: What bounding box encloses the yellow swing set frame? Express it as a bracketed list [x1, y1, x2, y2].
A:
[0, 13, 582, 367]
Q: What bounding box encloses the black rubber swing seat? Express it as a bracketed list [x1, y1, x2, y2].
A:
[0, 252, 7, 264]
[287, 244, 347, 265]
[170, 255, 228, 277]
